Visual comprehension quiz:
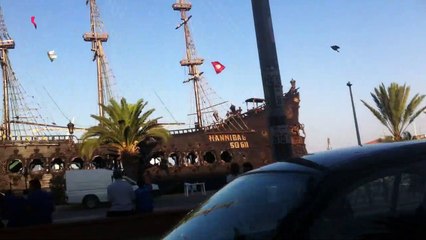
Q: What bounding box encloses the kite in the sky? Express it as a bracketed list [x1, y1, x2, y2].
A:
[331, 45, 340, 52]
[30, 16, 37, 29]
[211, 61, 225, 74]
[47, 50, 57, 62]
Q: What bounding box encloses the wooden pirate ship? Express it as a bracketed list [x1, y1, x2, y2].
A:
[0, 0, 307, 193]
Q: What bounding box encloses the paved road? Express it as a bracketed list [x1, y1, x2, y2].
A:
[53, 190, 216, 224]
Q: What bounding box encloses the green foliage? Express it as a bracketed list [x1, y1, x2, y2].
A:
[80, 97, 170, 160]
[80, 138, 101, 160]
[361, 83, 426, 141]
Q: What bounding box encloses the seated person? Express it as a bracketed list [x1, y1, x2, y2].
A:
[135, 175, 154, 214]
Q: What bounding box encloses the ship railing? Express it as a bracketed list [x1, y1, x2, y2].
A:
[169, 128, 201, 135]
[230, 104, 265, 119]
[169, 124, 226, 134]
[168, 105, 267, 134]
[0, 135, 80, 143]
[169, 122, 256, 135]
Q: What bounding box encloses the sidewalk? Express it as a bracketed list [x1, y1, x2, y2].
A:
[154, 190, 216, 211]
[52, 190, 216, 224]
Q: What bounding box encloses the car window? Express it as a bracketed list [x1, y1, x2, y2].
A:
[310, 163, 426, 240]
[165, 172, 317, 240]
[348, 175, 395, 217]
[396, 173, 426, 213]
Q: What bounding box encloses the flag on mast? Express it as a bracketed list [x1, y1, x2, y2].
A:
[211, 61, 225, 74]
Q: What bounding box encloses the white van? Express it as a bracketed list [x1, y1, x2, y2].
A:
[65, 169, 145, 208]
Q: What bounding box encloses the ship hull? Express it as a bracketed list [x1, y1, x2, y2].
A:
[145, 104, 307, 193]
[0, 91, 307, 194]
[0, 136, 80, 191]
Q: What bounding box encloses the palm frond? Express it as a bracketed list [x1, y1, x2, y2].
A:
[362, 82, 426, 140]
[80, 97, 170, 165]
[80, 138, 101, 160]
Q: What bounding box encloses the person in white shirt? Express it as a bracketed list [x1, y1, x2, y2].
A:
[106, 171, 135, 217]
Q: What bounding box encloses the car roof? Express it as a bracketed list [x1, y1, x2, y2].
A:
[253, 140, 426, 174]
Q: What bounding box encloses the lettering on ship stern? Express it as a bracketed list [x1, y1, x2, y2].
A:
[207, 134, 250, 149]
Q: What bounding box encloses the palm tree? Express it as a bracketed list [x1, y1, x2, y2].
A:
[361, 83, 426, 141]
[80, 97, 170, 179]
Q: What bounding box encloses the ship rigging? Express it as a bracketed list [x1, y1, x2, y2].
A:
[172, 0, 250, 133]
[0, 7, 68, 140]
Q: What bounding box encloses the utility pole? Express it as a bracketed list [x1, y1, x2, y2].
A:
[347, 82, 362, 146]
[251, 0, 293, 160]
[327, 137, 332, 150]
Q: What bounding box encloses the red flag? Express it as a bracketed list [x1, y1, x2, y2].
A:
[31, 16, 37, 29]
[211, 61, 225, 74]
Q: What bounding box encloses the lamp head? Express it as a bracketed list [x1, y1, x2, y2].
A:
[67, 122, 75, 135]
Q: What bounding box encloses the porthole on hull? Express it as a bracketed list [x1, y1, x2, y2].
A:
[51, 158, 65, 172]
[8, 159, 23, 173]
[70, 157, 84, 170]
[203, 151, 216, 164]
[220, 151, 232, 162]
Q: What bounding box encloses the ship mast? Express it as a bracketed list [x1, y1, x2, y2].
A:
[84, 0, 111, 118]
[173, 0, 204, 129]
[0, 7, 14, 139]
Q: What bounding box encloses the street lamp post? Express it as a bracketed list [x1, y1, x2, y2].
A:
[347, 82, 362, 146]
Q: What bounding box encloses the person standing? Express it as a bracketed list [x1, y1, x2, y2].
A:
[107, 171, 135, 217]
[3, 190, 30, 227]
[226, 163, 240, 183]
[27, 179, 55, 226]
[242, 162, 254, 173]
[134, 175, 154, 214]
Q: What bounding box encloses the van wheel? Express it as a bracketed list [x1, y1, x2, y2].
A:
[83, 195, 99, 209]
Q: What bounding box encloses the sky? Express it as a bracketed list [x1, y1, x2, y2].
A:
[1, 0, 426, 153]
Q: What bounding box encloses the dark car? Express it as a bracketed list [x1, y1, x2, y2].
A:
[164, 140, 426, 240]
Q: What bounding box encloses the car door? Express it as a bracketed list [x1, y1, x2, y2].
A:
[309, 161, 426, 240]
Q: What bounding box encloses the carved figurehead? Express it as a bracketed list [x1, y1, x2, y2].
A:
[284, 79, 301, 126]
